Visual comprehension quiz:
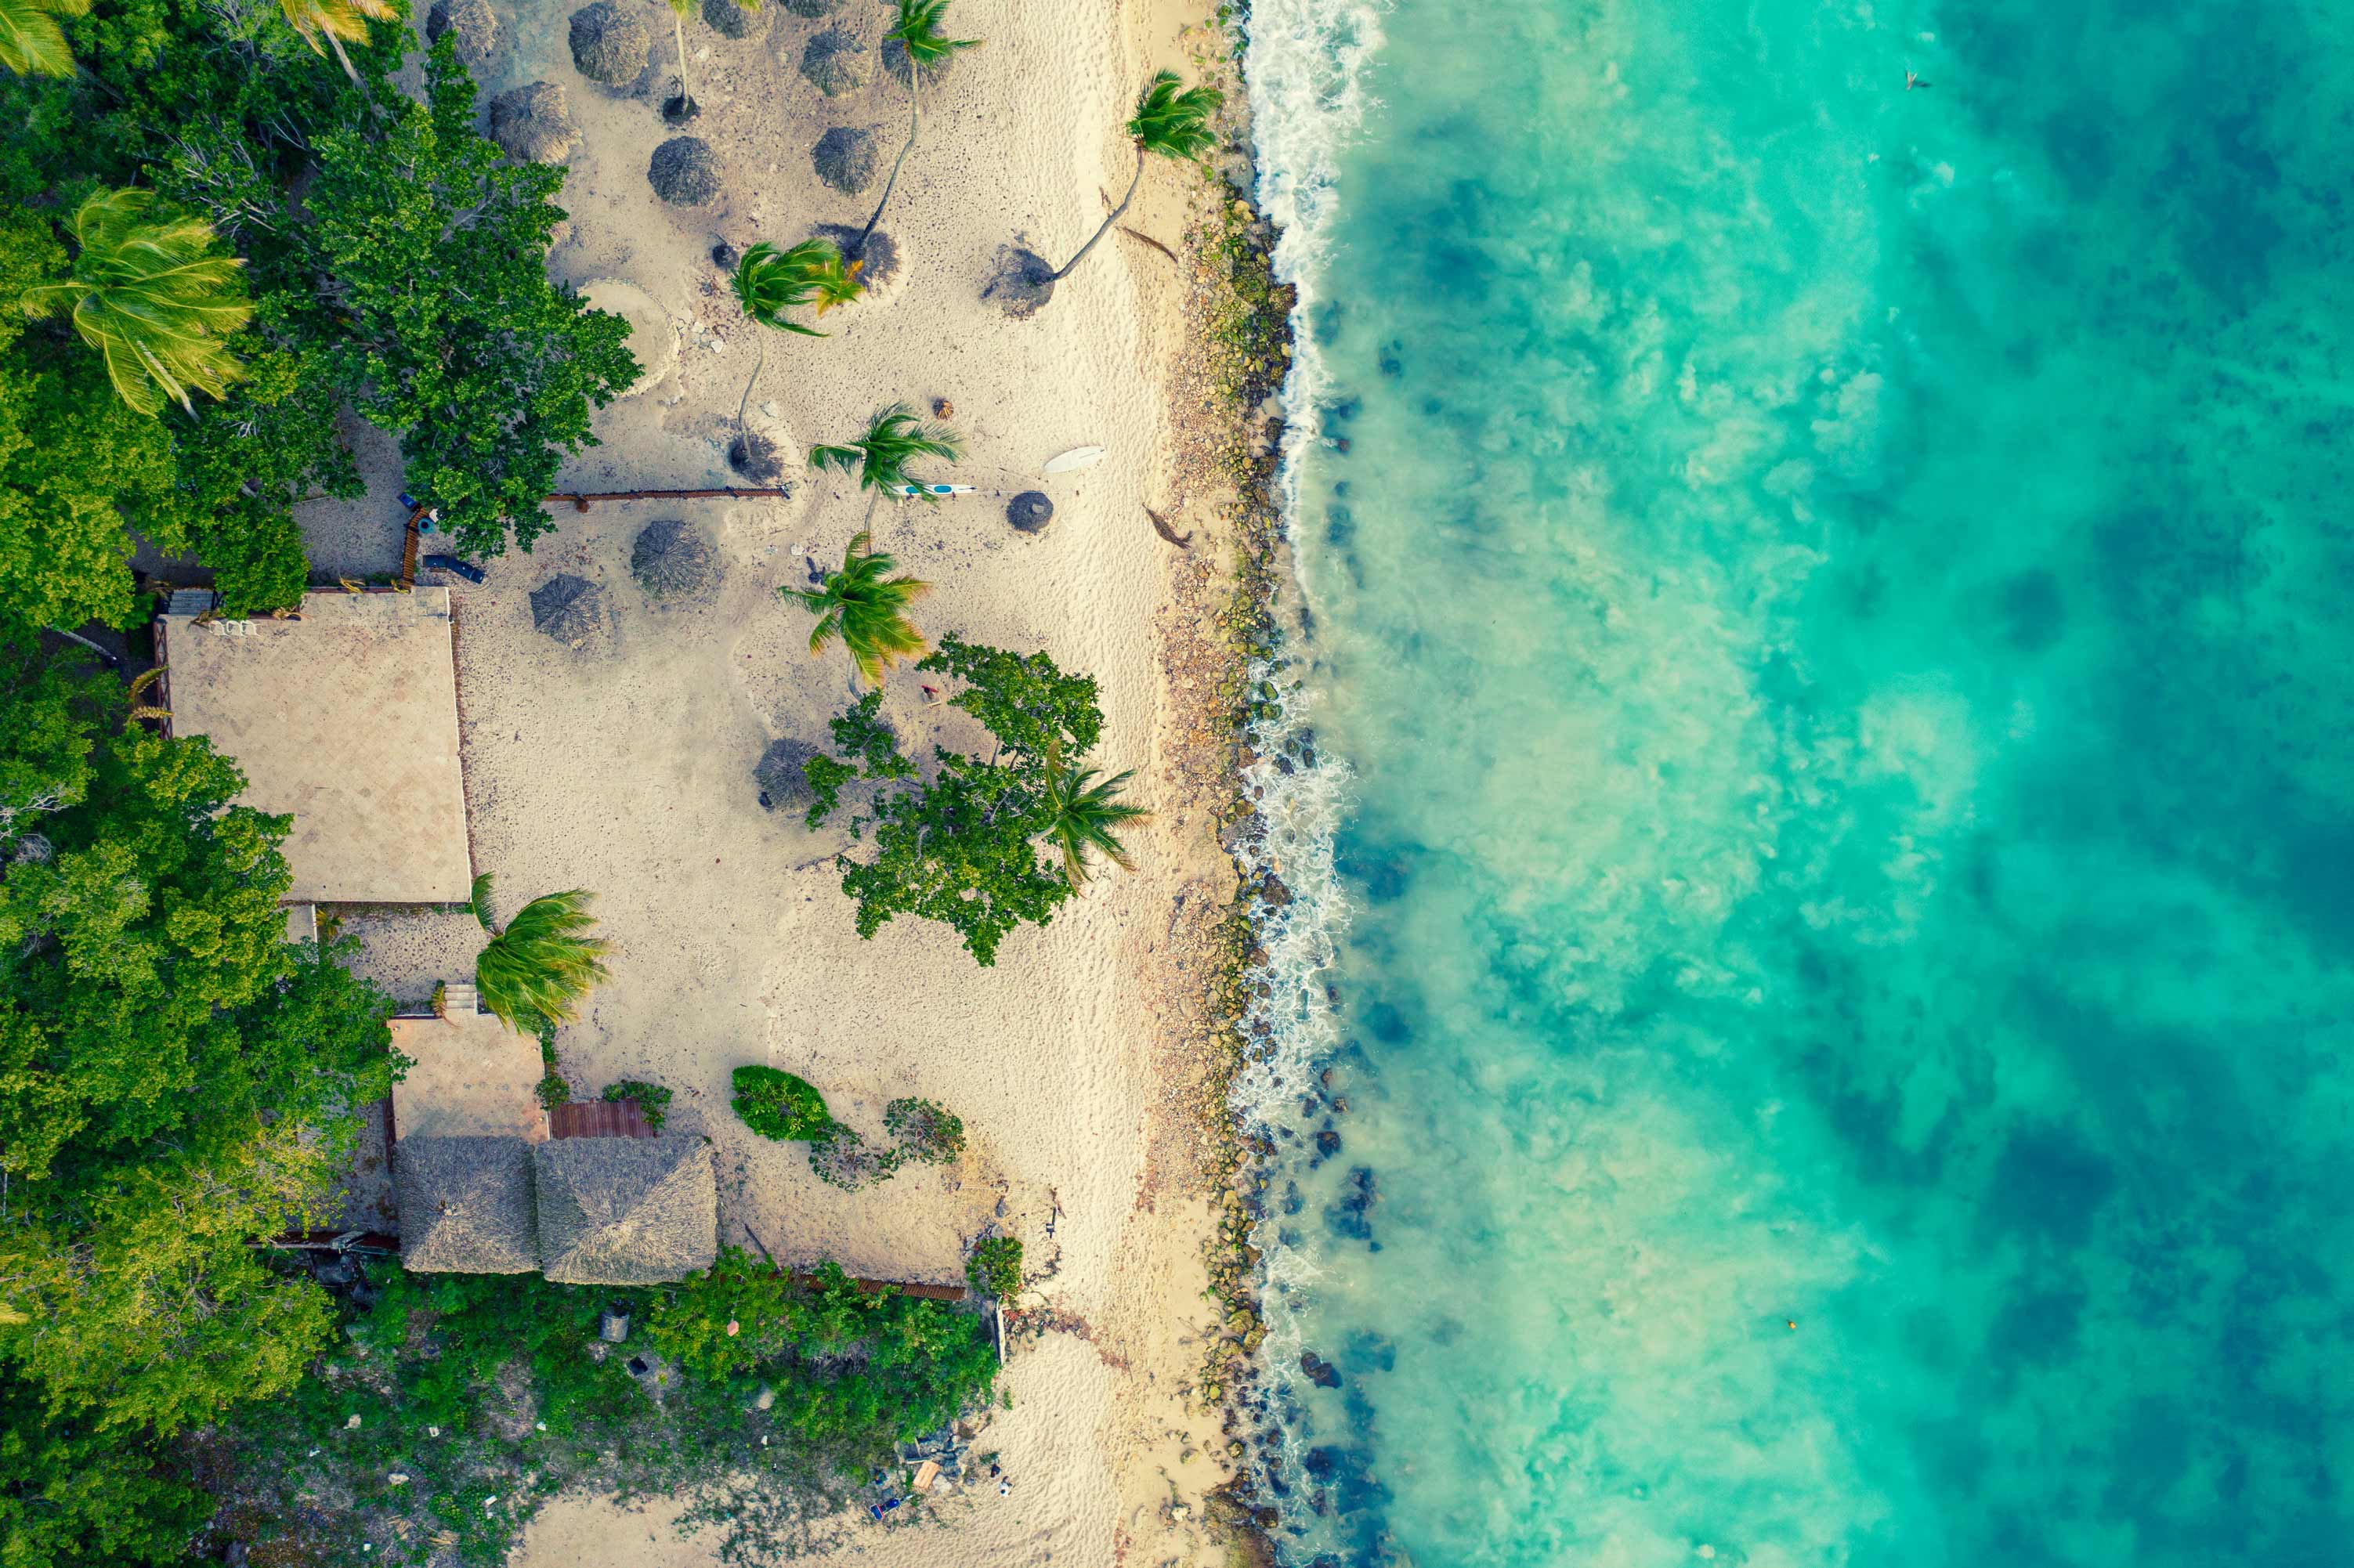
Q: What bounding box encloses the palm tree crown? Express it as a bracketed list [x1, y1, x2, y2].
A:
[27, 190, 253, 416]
[1126, 70, 1222, 161]
[807, 402, 962, 498]
[277, 0, 393, 91]
[1037, 739, 1150, 890]
[732, 240, 865, 339]
[786, 531, 930, 684]
[475, 887, 613, 1032]
[0, 0, 91, 78]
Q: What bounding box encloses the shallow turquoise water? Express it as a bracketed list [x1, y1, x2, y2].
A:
[1239, 0, 2354, 1563]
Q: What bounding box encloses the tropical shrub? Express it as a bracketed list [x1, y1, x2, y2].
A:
[602, 1077, 673, 1133]
[732, 1064, 836, 1141]
[965, 1236, 1022, 1299]
[882, 1097, 965, 1165]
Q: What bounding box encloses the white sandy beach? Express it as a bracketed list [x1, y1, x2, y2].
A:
[308, 0, 1252, 1562]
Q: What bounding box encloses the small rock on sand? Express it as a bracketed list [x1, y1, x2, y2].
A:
[569, 1, 649, 85]
[812, 126, 878, 194]
[798, 26, 866, 96]
[490, 82, 578, 164]
[648, 136, 723, 206]
[701, 0, 766, 38]
[425, 0, 499, 75]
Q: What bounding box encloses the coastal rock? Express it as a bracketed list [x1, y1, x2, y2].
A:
[1299, 1351, 1341, 1389]
[425, 0, 499, 76]
[798, 27, 866, 96]
[648, 136, 723, 206]
[1260, 875, 1293, 907]
[812, 126, 879, 194]
[881, 34, 960, 87]
[489, 82, 578, 164]
[1314, 1127, 1340, 1157]
[1006, 491, 1054, 533]
[568, 1, 649, 85]
[702, 0, 766, 38]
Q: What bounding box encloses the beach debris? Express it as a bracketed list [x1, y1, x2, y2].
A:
[568, 1, 649, 85]
[1006, 491, 1054, 533]
[649, 136, 723, 207]
[631, 517, 721, 601]
[1119, 226, 1180, 266]
[489, 82, 578, 164]
[729, 431, 792, 484]
[1146, 505, 1191, 547]
[425, 0, 499, 76]
[599, 1305, 629, 1342]
[529, 574, 604, 649]
[932, 398, 953, 418]
[911, 1459, 941, 1492]
[812, 126, 879, 194]
[798, 26, 866, 96]
[1042, 444, 1105, 475]
[345, 1414, 362, 1429]
[702, 0, 767, 39]
[389, 1473, 409, 1486]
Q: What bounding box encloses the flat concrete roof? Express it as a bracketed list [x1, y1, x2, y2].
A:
[161, 589, 472, 904]
[389, 1007, 548, 1143]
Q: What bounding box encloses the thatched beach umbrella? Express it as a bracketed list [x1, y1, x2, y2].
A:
[649, 136, 722, 207]
[530, 573, 604, 648]
[755, 737, 819, 813]
[631, 518, 721, 601]
[799, 26, 866, 96]
[490, 81, 579, 164]
[569, 0, 648, 85]
[812, 126, 878, 195]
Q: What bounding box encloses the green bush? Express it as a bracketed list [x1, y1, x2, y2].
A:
[883, 1097, 966, 1165]
[966, 1236, 1022, 1299]
[732, 1065, 836, 1141]
[602, 1078, 673, 1133]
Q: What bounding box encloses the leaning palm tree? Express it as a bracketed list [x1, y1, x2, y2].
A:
[1036, 738, 1150, 890]
[25, 190, 253, 416]
[276, 0, 393, 94]
[475, 887, 613, 1032]
[852, 0, 978, 262]
[0, 0, 90, 77]
[1041, 70, 1220, 289]
[785, 530, 930, 684]
[808, 401, 961, 515]
[731, 239, 864, 434]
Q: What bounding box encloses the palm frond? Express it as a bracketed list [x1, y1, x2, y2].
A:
[783, 529, 930, 681]
[888, 0, 977, 69]
[1128, 70, 1222, 163]
[476, 889, 612, 1031]
[468, 871, 497, 931]
[0, 0, 90, 77]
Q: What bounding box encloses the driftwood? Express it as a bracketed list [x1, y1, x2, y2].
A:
[1118, 226, 1180, 266]
[1145, 506, 1192, 548]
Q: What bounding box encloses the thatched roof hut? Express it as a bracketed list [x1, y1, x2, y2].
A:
[395, 1135, 541, 1274]
[631, 518, 721, 601]
[533, 1137, 718, 1284]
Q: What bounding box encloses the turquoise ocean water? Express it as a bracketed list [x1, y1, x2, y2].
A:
[1235, 0, 2354, 1563]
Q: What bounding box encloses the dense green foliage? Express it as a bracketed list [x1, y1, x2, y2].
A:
[732, 1064, 837, 1141]
[0, 643, 399, 1564]
[602, 1077, 672, 1133]
[964, 1236, 1022, 1299]
[802, 636, 1145, 963]
[215, 1254, 1000, 1564]
[474, 887, 612, 1033]
[0, 5, 630, 631]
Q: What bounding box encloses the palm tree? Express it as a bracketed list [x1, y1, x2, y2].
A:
[1043, 70, 1220, 287]
[1036, 739, 1150, 890]
[0, 0, 90, 78]
[660, 0, 698, 118]
[26, 190, 253, 417]
[853, 0, 978, 260]
[784, 530, 929, 684]
[808, 401, 961, 510]
[475, 887, 613, 1032]
[275, 0, 393, 94]
[730, 239, 864, 433]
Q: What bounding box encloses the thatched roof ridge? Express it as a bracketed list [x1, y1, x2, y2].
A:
[533, 1136, 718, 1284]
[395, 1135, 540, 1274]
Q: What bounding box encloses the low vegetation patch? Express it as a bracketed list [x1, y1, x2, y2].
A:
[732, 1064, 837, 1141]
[732, 1071, 971, 1190]
[602, 1078, 674, 1133]
[965, 1236, 1023, 1299]
[202, 1252, 1000, 1566]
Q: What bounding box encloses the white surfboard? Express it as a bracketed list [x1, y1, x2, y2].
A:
[1043, 444, 1106, 475]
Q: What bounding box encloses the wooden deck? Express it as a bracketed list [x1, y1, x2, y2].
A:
[549, 1100, 658, 1140]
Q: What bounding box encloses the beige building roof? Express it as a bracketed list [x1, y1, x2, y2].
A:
[389, 1000, 548, 1144]
[160, 589, 472, 904]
